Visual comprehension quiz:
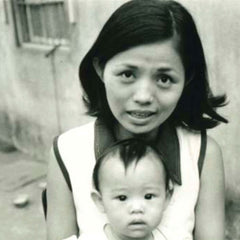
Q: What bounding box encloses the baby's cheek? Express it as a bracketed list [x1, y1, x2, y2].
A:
[150, 202, 165, 215]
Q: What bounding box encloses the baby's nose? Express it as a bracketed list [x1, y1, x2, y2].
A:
[129, 200, 145, 214]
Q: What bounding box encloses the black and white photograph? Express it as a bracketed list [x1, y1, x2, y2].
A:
[0, 0, 239, 239]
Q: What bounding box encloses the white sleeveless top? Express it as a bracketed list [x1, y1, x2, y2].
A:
[63, 227, 165, 240]
[56, 120, 204, 240]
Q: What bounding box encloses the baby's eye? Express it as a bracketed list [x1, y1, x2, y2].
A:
[144, 194, 155, 200]
[117, 195, 127, 201]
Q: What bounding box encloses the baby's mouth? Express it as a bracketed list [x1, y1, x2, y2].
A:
[129, 219, 146, 226]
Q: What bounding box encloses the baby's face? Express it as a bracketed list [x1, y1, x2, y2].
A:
[98, 153, 166, 240]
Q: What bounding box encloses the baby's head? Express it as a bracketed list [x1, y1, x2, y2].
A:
[91, 139, 169, 240]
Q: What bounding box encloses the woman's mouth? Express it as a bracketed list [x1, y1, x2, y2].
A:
[127, 110, 155, 119]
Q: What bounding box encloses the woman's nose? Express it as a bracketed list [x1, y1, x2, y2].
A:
[132, 79, 154, 105]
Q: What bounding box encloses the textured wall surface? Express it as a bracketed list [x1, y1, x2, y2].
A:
[0, 0, 88, 159]
[179, 0, 240, 201]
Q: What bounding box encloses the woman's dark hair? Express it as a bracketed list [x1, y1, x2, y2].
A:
[79, 0, 228, 130]
[93, 138, 168, 192]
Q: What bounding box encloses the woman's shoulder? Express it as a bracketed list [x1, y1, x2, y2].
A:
[54, 119, 96, 156]
[58, 119, 96, 143]
[204, 135, 223, 172]
[200, 134, 224, 182]
[176, 125, 203, 152]
[205, 135, 222, 157]
[178, 126, 222, 161]
[52, 119, 97, 172]
[178, 126, 223, 177]
[176, 125, 202, 137]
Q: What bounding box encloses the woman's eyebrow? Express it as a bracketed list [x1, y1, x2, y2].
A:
[156, 67, 172, 72]
[114, 63, 138, 69]
[156, 67, 182, 75]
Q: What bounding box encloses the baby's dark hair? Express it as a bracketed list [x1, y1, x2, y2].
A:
[93, 139, 169, 192]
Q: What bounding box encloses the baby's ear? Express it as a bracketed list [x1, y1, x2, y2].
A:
[93, 57, 103, 81]
[163, 179, 174, 210]
[91, 190, 105, 213]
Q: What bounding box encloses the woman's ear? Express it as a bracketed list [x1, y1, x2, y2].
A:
[93, 57, 104, 81]
[91, 190, 105, 213]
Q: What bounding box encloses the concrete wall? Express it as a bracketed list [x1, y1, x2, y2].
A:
[179, 0, 240, 202]
[0, 0, 239, 199]
[0, 0, 89, 160]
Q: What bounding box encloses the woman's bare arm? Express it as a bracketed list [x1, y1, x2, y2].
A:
[194, 136, 225, 240]
[46, 147, 78, 240]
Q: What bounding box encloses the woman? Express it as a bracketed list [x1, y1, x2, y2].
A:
[46, 0, 227, 239]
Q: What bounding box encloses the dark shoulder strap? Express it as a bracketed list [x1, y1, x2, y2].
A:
[198, 130, 207, 176]
[155, 122, 181, 185]
[42, 188, 47, 219]
[53, 136, 72, 191]
[42, 136, 73, 218]
[94, 118, 116, 160]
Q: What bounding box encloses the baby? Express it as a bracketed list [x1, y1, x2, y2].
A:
[65, 139, 171, 240]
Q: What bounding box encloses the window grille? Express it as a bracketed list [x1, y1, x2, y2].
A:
[13, 0, 69, 46]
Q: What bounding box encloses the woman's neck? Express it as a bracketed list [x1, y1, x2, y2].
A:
[114, 124, 159, 142]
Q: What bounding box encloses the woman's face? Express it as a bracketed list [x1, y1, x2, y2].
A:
[102, 39, 185, 138]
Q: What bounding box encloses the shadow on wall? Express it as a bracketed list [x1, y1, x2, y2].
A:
[226, 200, 240, 240]
[0, 111, 54, 161]
[0, 111, 14, 146]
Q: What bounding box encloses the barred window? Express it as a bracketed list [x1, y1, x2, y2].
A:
[13, 0, 69, 45]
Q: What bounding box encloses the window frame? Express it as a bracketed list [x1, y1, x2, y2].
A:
[11, 0, 70, 46]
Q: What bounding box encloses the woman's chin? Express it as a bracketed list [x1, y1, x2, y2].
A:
[119, 123, 160, 140]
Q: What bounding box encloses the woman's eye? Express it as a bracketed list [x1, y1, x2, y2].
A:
[145, 194, 154, 200]
[117, 195, 127, 201]
[119, 70, 135, 81]
[156, 74, 173, 87]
